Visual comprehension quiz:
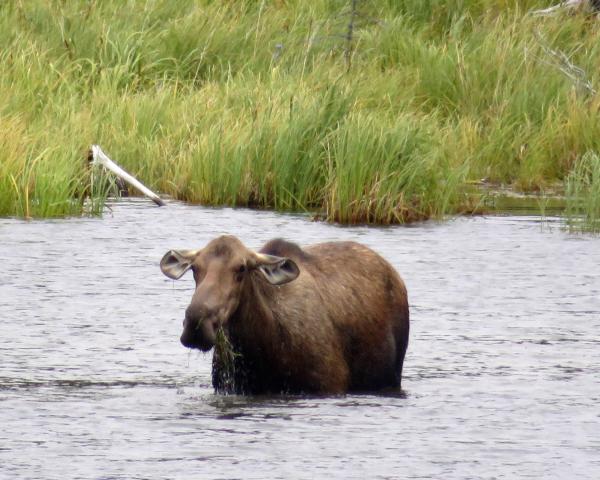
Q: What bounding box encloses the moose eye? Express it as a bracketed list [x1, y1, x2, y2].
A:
[236, 264, 246, 281]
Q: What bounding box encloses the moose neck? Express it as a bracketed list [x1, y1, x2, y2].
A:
[216, 274, 288, 394]
[231, 274, 281, 354]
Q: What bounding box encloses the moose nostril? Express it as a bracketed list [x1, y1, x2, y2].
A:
[183, 315, 198, 330]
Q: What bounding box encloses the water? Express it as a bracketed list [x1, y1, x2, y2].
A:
[1, 199, 599, 479]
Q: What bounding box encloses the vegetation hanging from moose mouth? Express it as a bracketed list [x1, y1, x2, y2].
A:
[213, 327, 240, 394]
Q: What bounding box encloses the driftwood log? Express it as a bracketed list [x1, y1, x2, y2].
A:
[532, 0, 600, 16]
[89, 145, 166, 206]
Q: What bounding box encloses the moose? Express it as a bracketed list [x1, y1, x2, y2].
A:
[160, 235, 409, 394]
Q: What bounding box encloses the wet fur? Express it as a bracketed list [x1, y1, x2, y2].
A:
[213, 238, 409, 395]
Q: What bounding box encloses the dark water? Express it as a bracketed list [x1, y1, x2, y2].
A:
[1, 199, 599, 479]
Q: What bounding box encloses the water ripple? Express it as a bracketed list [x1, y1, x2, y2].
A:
[1, 200, 599, 479]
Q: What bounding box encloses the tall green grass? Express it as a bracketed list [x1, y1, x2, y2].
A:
[565, 152, 600, 232]
[1, 0, 600, 225]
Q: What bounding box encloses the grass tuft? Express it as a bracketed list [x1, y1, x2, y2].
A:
[565, 152, 600, 232]
[213, 327, 241, 394]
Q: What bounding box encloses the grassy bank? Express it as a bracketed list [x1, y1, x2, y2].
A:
[1, 0, 600, 227]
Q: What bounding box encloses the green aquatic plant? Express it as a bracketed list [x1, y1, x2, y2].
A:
[213, 327, 241, 394]
[565, 152, 600, 233]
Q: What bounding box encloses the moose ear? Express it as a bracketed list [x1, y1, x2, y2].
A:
[160, 249, 199, 280]
[253, 253, 300, 286]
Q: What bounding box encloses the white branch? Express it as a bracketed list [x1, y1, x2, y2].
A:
[91, 145, 166, 206]
[533, 31, 597, 95]
[531, 0, 588, 15]
[532, 0, 590, 16]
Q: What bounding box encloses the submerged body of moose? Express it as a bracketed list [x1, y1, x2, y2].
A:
[160, 235, 409, 394]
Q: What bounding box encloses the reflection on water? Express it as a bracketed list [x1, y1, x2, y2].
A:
[1, 199, 599, 479]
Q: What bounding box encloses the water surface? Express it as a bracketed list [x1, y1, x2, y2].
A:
[1, 199, 599, 479]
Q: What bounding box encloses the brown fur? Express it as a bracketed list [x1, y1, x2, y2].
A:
[172, 235, 409, 395]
